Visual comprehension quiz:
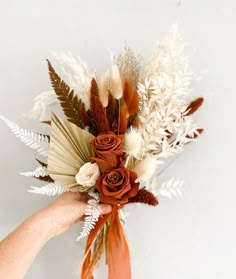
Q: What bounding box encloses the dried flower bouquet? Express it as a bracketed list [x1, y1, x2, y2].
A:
[0, 27, 203, 279]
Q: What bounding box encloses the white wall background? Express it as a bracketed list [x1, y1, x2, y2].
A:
[0, 0, 235, 278]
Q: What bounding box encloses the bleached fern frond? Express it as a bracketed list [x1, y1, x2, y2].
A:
[23, 91, 57, 121]
[20, 165, 48, 178]
[0, 115, 49, 157]
[53, 52, 96, 110]
[27, 183, 69, 196]
[77, 196, 100, 241]
[156, 178, 184, 199]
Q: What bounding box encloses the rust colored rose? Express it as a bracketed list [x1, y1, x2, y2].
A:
[95, 166, 139, 205]
[90, 132, 124, 173]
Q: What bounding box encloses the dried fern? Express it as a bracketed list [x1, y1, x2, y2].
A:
[28, 183, 69, 196]
[20, 165, 48, 178]
[156, 178, 184, 199]
[0, 115, 49, 157]
[77, 192, 100, 241]
[47, 60, 85, 129]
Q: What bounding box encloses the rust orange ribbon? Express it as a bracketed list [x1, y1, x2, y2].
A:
[81, 206, 131, 279]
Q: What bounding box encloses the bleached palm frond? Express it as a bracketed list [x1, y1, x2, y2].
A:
[20, 165, 48, 178]
[23, 91, 57, 121]
[0, 116, 49, 157]
[53, 52, 96, 110]
[77, 196, 100, 241]
[27, 183, 69, 196]
[156, 178, 184, 199]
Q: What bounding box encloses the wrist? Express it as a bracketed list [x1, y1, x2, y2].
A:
[27, 210, 55, 242]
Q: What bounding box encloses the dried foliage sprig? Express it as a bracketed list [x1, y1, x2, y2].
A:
[0, 115, 49, 157]
[47, 60, 87, 130]
[28, 183, 69, 196]
[77, 193, 100, 241]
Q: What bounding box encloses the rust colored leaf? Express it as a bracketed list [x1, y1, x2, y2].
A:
[127, 91, 139, 115]
[185, 97, 204, 116]
[119, 105, 127, 133]
[123, 80, 132, 105]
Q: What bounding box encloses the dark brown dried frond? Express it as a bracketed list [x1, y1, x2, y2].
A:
[128, 188, 158, 206]
[90, 78, 109, 133]
[35, 158, 48, 168]
[185, 97, 204, 116]
[47, 60, 85, 129]
[40, 120, 51, 126]
[106, 94, 116, 129]
[35, 175, 54, 183]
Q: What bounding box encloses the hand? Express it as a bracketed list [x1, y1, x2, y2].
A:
[34, 192, 112, 238]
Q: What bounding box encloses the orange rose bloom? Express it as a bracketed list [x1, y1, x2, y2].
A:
[95, 166, 139, 205]
[90, 132, 124, 173]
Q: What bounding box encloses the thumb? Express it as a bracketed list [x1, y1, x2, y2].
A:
[99, 204, 112, 215]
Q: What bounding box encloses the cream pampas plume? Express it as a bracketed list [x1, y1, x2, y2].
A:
[98, 76, 109, 107]
[134, 156, 160, 182]
[111, 64, 123, 99]
[124, 127, 143, 158]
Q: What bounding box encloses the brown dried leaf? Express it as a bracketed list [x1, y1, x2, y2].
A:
[47, 60, 85, 129]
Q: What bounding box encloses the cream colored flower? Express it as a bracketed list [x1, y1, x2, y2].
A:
[75, 162, 100, 187]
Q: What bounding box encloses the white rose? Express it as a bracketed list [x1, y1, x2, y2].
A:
[75, 162, 100, 186]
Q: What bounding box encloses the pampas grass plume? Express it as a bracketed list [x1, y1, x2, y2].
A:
[124, 127, 143, 158]
[111, 64, 123, 99]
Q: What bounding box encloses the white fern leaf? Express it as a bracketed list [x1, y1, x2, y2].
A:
[77, 197, 100, 241]
[27, 183, 69, 196]
[20, 165, 48, 178]
[0, 115, 49, 157]
[157, 178, 184, 199]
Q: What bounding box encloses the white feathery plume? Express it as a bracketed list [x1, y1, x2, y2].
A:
[77, 191, 100, 241]
[137, 26, 198, 165]
[0, 115, 49, 157]
[98, 75, 109, 107]
[53, 52, 96, 110]
[134, 156, 161, 182]
[111, 64, 123, 99]
[124, 127, 143, 159]
[28, 183, 69, 196]
[23, 91, 57, 121]
[20, 165, 48, 178]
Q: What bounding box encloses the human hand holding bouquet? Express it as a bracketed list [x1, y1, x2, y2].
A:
[0, 27, 204, 278]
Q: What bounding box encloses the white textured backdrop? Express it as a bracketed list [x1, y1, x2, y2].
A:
[0, 0, 235, 278]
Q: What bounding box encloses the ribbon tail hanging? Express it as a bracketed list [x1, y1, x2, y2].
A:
[107, 207, 131, 279]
